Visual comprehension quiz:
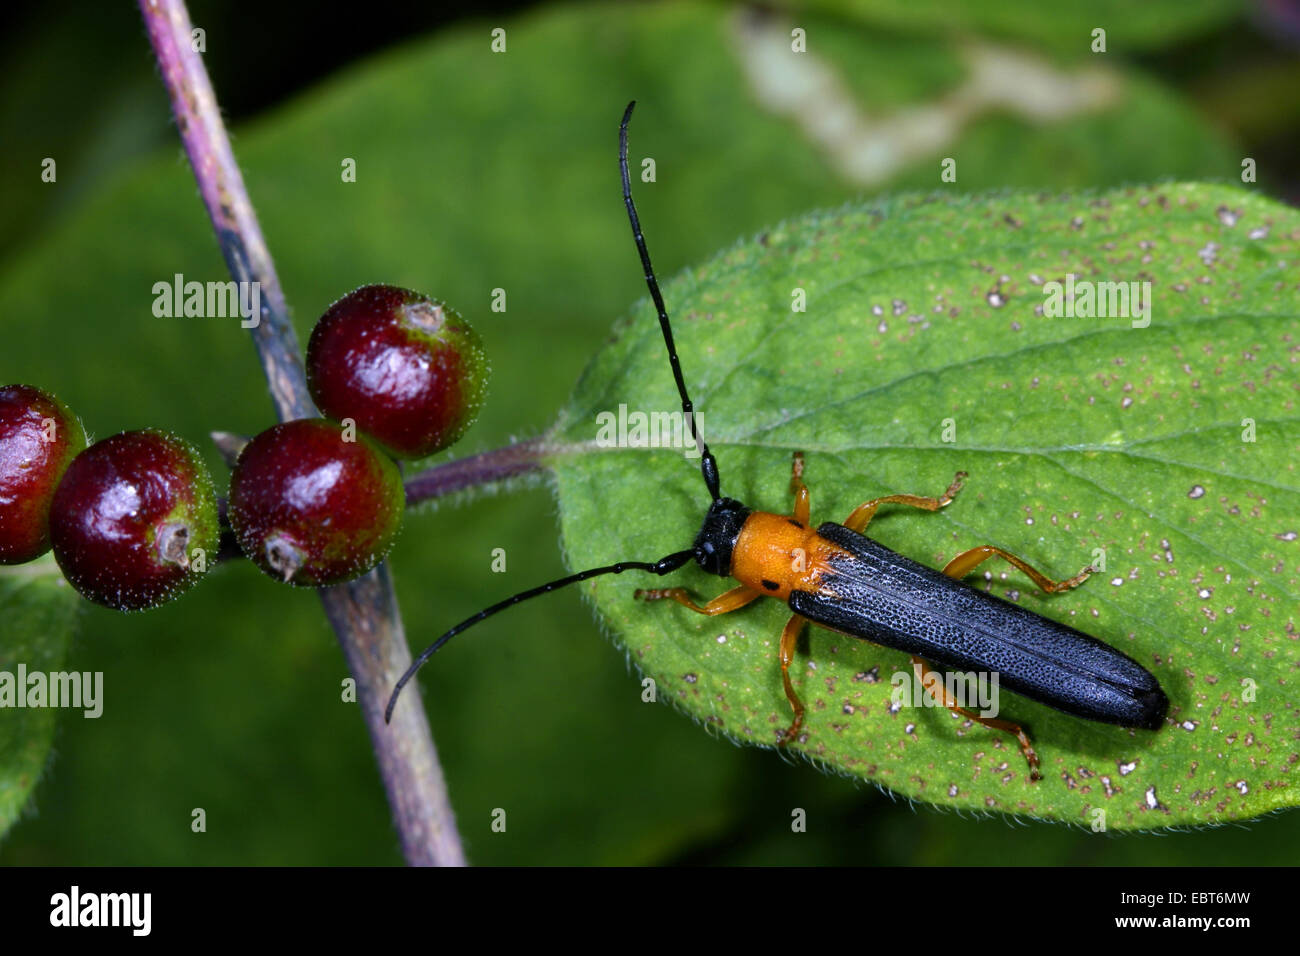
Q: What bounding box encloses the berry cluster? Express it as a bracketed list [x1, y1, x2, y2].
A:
[0, 284, 485, 609]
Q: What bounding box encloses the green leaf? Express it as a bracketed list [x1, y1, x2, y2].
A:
[785, 0, 1243, 53]
[0, 557, 81, 838]
[551, 183, 1299, 828]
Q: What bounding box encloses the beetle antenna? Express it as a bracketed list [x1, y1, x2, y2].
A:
[385, 549, 693, 722]
[620, 100, 721, 501]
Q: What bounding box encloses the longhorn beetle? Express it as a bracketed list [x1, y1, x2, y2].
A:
[386, 101, 1169, 780]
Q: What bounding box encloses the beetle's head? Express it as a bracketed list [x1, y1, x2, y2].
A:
[692, 497, 751, 577]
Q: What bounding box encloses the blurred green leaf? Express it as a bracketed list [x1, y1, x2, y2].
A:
[553, 183, 1299, 827]
[0, 557, 81, 837]
[784, 0, 1243, 54]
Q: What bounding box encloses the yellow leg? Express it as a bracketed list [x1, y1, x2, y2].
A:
[911, 656, 1042, 781]
[778, 614, 807, 745]
[788, 452, 810, 526]
[634, 584, 760, 615]
[942, 545, 1092, 594]
[842, 471, 967, 533]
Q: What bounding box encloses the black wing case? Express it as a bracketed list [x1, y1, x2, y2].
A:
[787, 523, 1168, 729]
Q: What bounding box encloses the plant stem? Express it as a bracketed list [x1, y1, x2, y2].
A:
[138, 0, 465, 866]
[404, 438, 550, 505]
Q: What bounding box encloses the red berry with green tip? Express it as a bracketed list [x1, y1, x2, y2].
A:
[228, 418, 405, 587]
[49, 429, 219, 610]
[306, 284, 488, 459]
[0, 384, 88, 564]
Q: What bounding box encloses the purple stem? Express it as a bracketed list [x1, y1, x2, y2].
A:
[139, 0, 465, 866]
[404, 438, 549, 505]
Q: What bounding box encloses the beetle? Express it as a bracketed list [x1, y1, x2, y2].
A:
[386, 101, 1169, 780]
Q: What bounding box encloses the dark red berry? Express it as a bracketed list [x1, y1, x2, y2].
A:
[228, 418, 405, 587]
[0, 384, 87, 564]
[306, 284, 488, 459]
[49, 429, 219, 610]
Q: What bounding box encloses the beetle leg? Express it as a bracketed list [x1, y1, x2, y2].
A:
[910, 656, 1042, 782]
[778, 613, 808, 745]
[942, 545, 1093, 594]
[634, 584, 760, 615]
[788, 452, 811, 526]
[842, 471, 966, 533]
